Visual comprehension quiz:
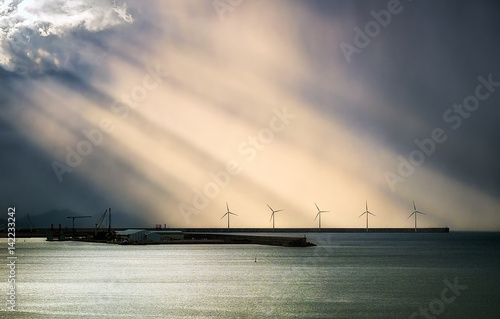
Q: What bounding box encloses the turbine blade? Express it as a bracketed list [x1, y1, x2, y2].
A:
[266, 204, 273, 212]
[314, 213, 320, 220]
[229, 212, 238, 216]
[417, 211, 426, 215]
[220, 213, 228, 219]
[368, 212, 376, 216]
[319, 210, 329, 213]
[413, 200, 416, 211]
[314, 202, 320, 211]
[275, 209, 283, 213]
[358, 212, 366, 218]
[270, 213, 274, 221]
[408, 212, 415, 219]
[226, 202, 229, 212]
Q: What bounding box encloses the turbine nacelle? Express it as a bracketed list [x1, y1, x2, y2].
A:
[408, 200, 426, 219]
[407, 211, 425, 219]
[220, 212, 238, 219]
[314, 202, 329, 220]
[358, 211, 376, 218]
[358, 201, 376, 218]
[267, 204, 283, 220]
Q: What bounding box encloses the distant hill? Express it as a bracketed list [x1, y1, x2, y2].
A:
[0, 208, 150, 229]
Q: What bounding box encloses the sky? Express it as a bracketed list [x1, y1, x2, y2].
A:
[1, 0, 499, 231]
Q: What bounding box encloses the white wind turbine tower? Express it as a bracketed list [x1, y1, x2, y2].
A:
[358, 201, 375, 232]
[267, 204, 283, 232]
[314, 203, 329, 231]
[408, 200, 426, 232]
[220, 202, 238, 230]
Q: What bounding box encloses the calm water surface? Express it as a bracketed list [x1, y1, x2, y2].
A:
[1, 232, 499, 318]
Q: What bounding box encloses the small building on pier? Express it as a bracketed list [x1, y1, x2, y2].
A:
[147, 231, 183, 242]
[115, 229, 147, 243]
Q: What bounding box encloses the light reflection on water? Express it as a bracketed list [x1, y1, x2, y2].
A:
[1, 233, 499, 318]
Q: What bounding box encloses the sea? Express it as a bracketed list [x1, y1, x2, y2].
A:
[1, 232, 499, 318]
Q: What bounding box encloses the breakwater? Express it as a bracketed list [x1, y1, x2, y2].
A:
[173, 227, 450, 233]
[5, 227, 449, 239]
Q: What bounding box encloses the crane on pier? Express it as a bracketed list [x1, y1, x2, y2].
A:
[93, 208, 112, 239]
[94, 209, 108, 236]
[67, 216, 91, 238]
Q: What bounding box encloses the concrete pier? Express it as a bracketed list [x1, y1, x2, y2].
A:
[173, 227, 450, 233]
[184, 233, 315, 247]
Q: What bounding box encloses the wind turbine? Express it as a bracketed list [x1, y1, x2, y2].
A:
[408, 200, 426, 232]
[314, 203, 329, 231]
[220, 202, 238, 230]
[267, 204, 283, 231]
[358, 201, 375, 232]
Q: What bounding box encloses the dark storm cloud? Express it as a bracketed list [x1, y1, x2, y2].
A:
[0, 0, 246, 224]
[364, 1, 500, 196]
[0, 1, 150, 219]
[305, 0, 500, 197]
[0, 71, 112, 217]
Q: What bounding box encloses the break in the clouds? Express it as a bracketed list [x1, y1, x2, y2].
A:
[0, 0, 133, 73]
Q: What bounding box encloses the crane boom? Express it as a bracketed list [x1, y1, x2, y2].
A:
[95, 209, 108, 232]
